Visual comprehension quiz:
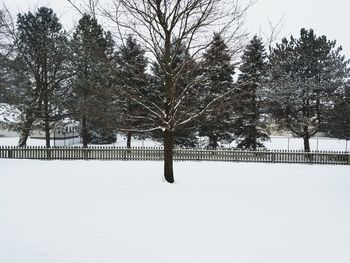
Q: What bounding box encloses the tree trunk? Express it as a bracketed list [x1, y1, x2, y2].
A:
[252, 93, 258, 151]
[18, 119, 34, 147]
[82, 116, 89, 148]
[209, 135, 218, 149]
[43, 66, 50, 148]
[45, 124, 50, 148]
[164, 129, 174, 184]
[18, 113, 35, 147]
[127, 131, 132, 148]
[303, 134, 310, 152]
[44, 108, 50, 148]
[18, 131, 30, 147]
[163, 31, 174, 184]
[252, 127, 257, 150]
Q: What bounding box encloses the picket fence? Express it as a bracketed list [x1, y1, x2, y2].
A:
[0, 146, 349, 165]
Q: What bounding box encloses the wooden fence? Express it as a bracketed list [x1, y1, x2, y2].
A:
[0, 146, 349, 165]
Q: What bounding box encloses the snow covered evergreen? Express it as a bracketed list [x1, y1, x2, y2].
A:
[115, 35, 149, 147]
[14, 7, 70, 147]
[235, 36, 270, 149]
[198, 33, 236, 149]
[70, 14, 115, 147]
[267, 28, 349, 151]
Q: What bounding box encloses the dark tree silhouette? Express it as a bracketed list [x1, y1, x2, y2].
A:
[103, 0, 249, 183]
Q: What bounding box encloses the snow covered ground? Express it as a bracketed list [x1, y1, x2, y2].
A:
[265, 136, 349, 151]
[0, 135, 349, 151]
[0, 134, 162, 147]
[0, 135, 152, 147]
[0, 136, 80, 147]
[0, 160, 349, 263]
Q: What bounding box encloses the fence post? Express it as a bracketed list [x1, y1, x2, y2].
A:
[47, 148, 51, 160]
[83, 148, 87, 160]
[8, 146, 13, 159]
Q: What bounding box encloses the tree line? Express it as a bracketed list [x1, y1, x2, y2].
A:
[0, 2, 349, 183]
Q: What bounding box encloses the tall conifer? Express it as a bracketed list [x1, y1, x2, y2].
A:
[15, 7, 69, 147]
[70, 14, 114, 147]
[199, 33, 235, 149]
[268, 29, 349, 151]
[235, 36, 269, 149]
[115, 35, 148, 147]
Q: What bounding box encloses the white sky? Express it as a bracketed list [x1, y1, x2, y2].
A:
[244, 0, 349, 55]
[2, 0, 349, 58]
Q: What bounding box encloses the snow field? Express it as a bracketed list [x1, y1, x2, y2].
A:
[0, 160, 350, 263]
[0, 135, 162, 148]
[0, 135, 349, 151]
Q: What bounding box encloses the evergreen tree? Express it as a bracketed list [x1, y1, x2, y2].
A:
[268, 28, 349, 151]
[15, 7, 69, 147]
[199, 33, 235, 149]
[115, 35, 149, 147]
[326, 83, 350, 139]
[150, 40, 199, 147]
[235, 36, 269, 150]
[70, 14, 114, 147]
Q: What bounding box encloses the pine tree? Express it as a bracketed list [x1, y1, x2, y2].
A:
[15, 7, 69, 147]
[70, 14, 114, 147]
[235, 36, 269, 150]
[268, 28, 349, 151]
[115, 35, 149, 147]
[326, 83, 350, 139]
[199, 33, 235, 149]
[150, 41, 199, 147]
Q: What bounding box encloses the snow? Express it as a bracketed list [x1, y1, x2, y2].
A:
[0, 137, 76, 147]
[0, 134, 162, 147]
[0, 135, 348, 151]
[265, 136, 350, 151]
[0, 103, 20, 124]
[0, 160, 349, 263]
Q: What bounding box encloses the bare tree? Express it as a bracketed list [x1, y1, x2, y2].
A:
[99, 0, 252, 183]
[0, 6, 17, 57]
[66, 0, 101, 18]
[0, 8, 10, 53]
[259, 16, 285, 50]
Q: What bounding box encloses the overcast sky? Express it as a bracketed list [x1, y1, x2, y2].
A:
[2, 0, 349, 58]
